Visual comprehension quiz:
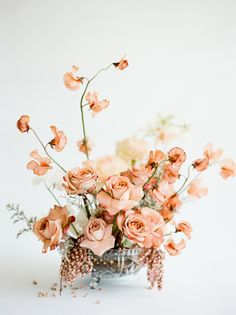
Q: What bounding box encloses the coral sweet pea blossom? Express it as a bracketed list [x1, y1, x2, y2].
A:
[204, 143, 223, 163]
[63, 65, 83, 91]
[147, 150, 166, 168]
[63, 166, 97, 195]
[187, 179, 208, 198]
[121, 166, 152, 186]
[176, 221, 192, 239]
[192, 156, 209, 171]
[164, 239, 186, 256]
[113, 58, 128, 70]
[80, 218, 115, 256]
[117, 208, 165, 248]
[17, 115, 30, 133]
[219, 159, 236, 179]
[49, 126, 67, 152]
[27, 150, 52, 176]
[85, 91, 109, 117]
[33, 205, 69, 253]
[160, 195, 182, 221]
[168, 147, 186, 167]
[76, 138, 93, 155]
[97, 175, 144, 215]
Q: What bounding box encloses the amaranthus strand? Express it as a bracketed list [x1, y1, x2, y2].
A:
[30, 127, 67, 173]
[79, 63, 114, 160]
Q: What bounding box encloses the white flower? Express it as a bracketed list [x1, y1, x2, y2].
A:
[66, 203, 88, 238]
[116, 137, 148, 164]
[32, 168, 64, 190]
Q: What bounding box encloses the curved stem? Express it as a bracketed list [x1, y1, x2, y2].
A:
[174, 165, 193, 196]
[30, 127, 67, 173]
[143, 159, 168, 188]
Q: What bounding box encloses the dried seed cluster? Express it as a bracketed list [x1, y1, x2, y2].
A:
[139, 248, 165, 289]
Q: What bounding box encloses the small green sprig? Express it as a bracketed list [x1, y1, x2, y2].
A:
[6, 203, 37, 238]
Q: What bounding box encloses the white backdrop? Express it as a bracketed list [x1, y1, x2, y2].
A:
[1, 0, 236, 314]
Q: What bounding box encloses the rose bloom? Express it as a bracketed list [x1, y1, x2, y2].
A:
[80, 218, 115, 256]
[113, 58, 128, 70]
[94, 155, 128, 182]
[168, 147, 186, 167]
[76, 138, 93, 155]
[192, 156, 209, 171]
[116, 137, 148, 164]
[63, 166, 97, 195]
[49, 126, 67, 152]
[27, 150, 52, 176]
[117, 207, 165, 248]
[121, 166, 151, 186]
[187, 179, 208, 198]
[219, 158, 236, 179]
[33, 205, 68, 253]
[17, 115, 30, 133]
[164, 239, 186, 256]
[63, 65, 83, 91]
[160, 195, 182, 221]
[147, 149, 166, 168]
[85, 91, 109, 117]
[97, 175, 144, 215]
[176, 220, 192, 240]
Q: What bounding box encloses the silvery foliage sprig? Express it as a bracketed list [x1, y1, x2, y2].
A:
[6, 203, 37, 238]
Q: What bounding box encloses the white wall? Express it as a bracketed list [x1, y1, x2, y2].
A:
[1, 1, 236, 314]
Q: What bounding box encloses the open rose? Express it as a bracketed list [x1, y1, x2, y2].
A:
[17, 115, 30, 133]
[33, 205, 68, 253]
[49, 126, 67, 152]
[27, 150, 52, 176]
[117, 207, 165, 248]
[63, 166, 97, 195]
[80, 218, 115, 256]
[97, 175, 144, 215]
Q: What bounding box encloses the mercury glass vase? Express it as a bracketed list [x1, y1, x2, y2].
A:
[88, 248, 144, 289]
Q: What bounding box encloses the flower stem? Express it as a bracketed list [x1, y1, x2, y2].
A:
[174, 164, 193, 196]
[78, 63, 114, 160]
[30, 127, 67, 173]
[143, 159, 168, 188]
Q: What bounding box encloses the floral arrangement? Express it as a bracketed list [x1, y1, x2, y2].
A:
[9, 57, 236, 291]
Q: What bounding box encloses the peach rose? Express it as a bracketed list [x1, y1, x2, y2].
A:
[116, 137, 148, 164]
[168, 147, 186, 167]
[121, 166, 151, 186]
[113, 58, 128, 70]
[17, 115, 30, 133]
[76, 138, 93, 155]
[187, 179, 208, 198]
[117, 207, 165, 248]
[63, 65, 83, 91]
[49, 126, 67, 152]
[63, 166, 97, 195]
[85, 91, 109, 117]
[147, 150, 166, 168]
[176, 221, 192, 239]
[164, 239, 186, 256]
[97, 175, 144, 215]
[27, 150, 52, 176]
[33, 205, 68, 253]
[80, 218, 115, 256]
[94, 155, 128, 182]
[219, 158, 236, 179]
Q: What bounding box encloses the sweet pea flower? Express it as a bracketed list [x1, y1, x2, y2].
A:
[164, 239, 186, 256]
[49, 126, 67, 152]
[17, 115, 30, 133]
[80, 218, 115, 256]
[162, 164, 180, 184]
[150, 180, 174, 205]
[63, 65, 83, 91]
[33, 205, 69, 253]
[147, 150, 166, 168]
[27, 150, 52, 176]
[121, 166, 152, 186]
[187, 179, 208, 198]
[204, 143, 223, 163]
[97, 175, 144, 215]
[176, 221, 192, 239]
[192, 156, 209, 171]
[168, 147, 186, 167]
[160, 195, 182, 221]
[113, 58, 128, 70]
[85, 91, 109, 117]
[219, 159, 236, 179]
[76, 138, 93, 155]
